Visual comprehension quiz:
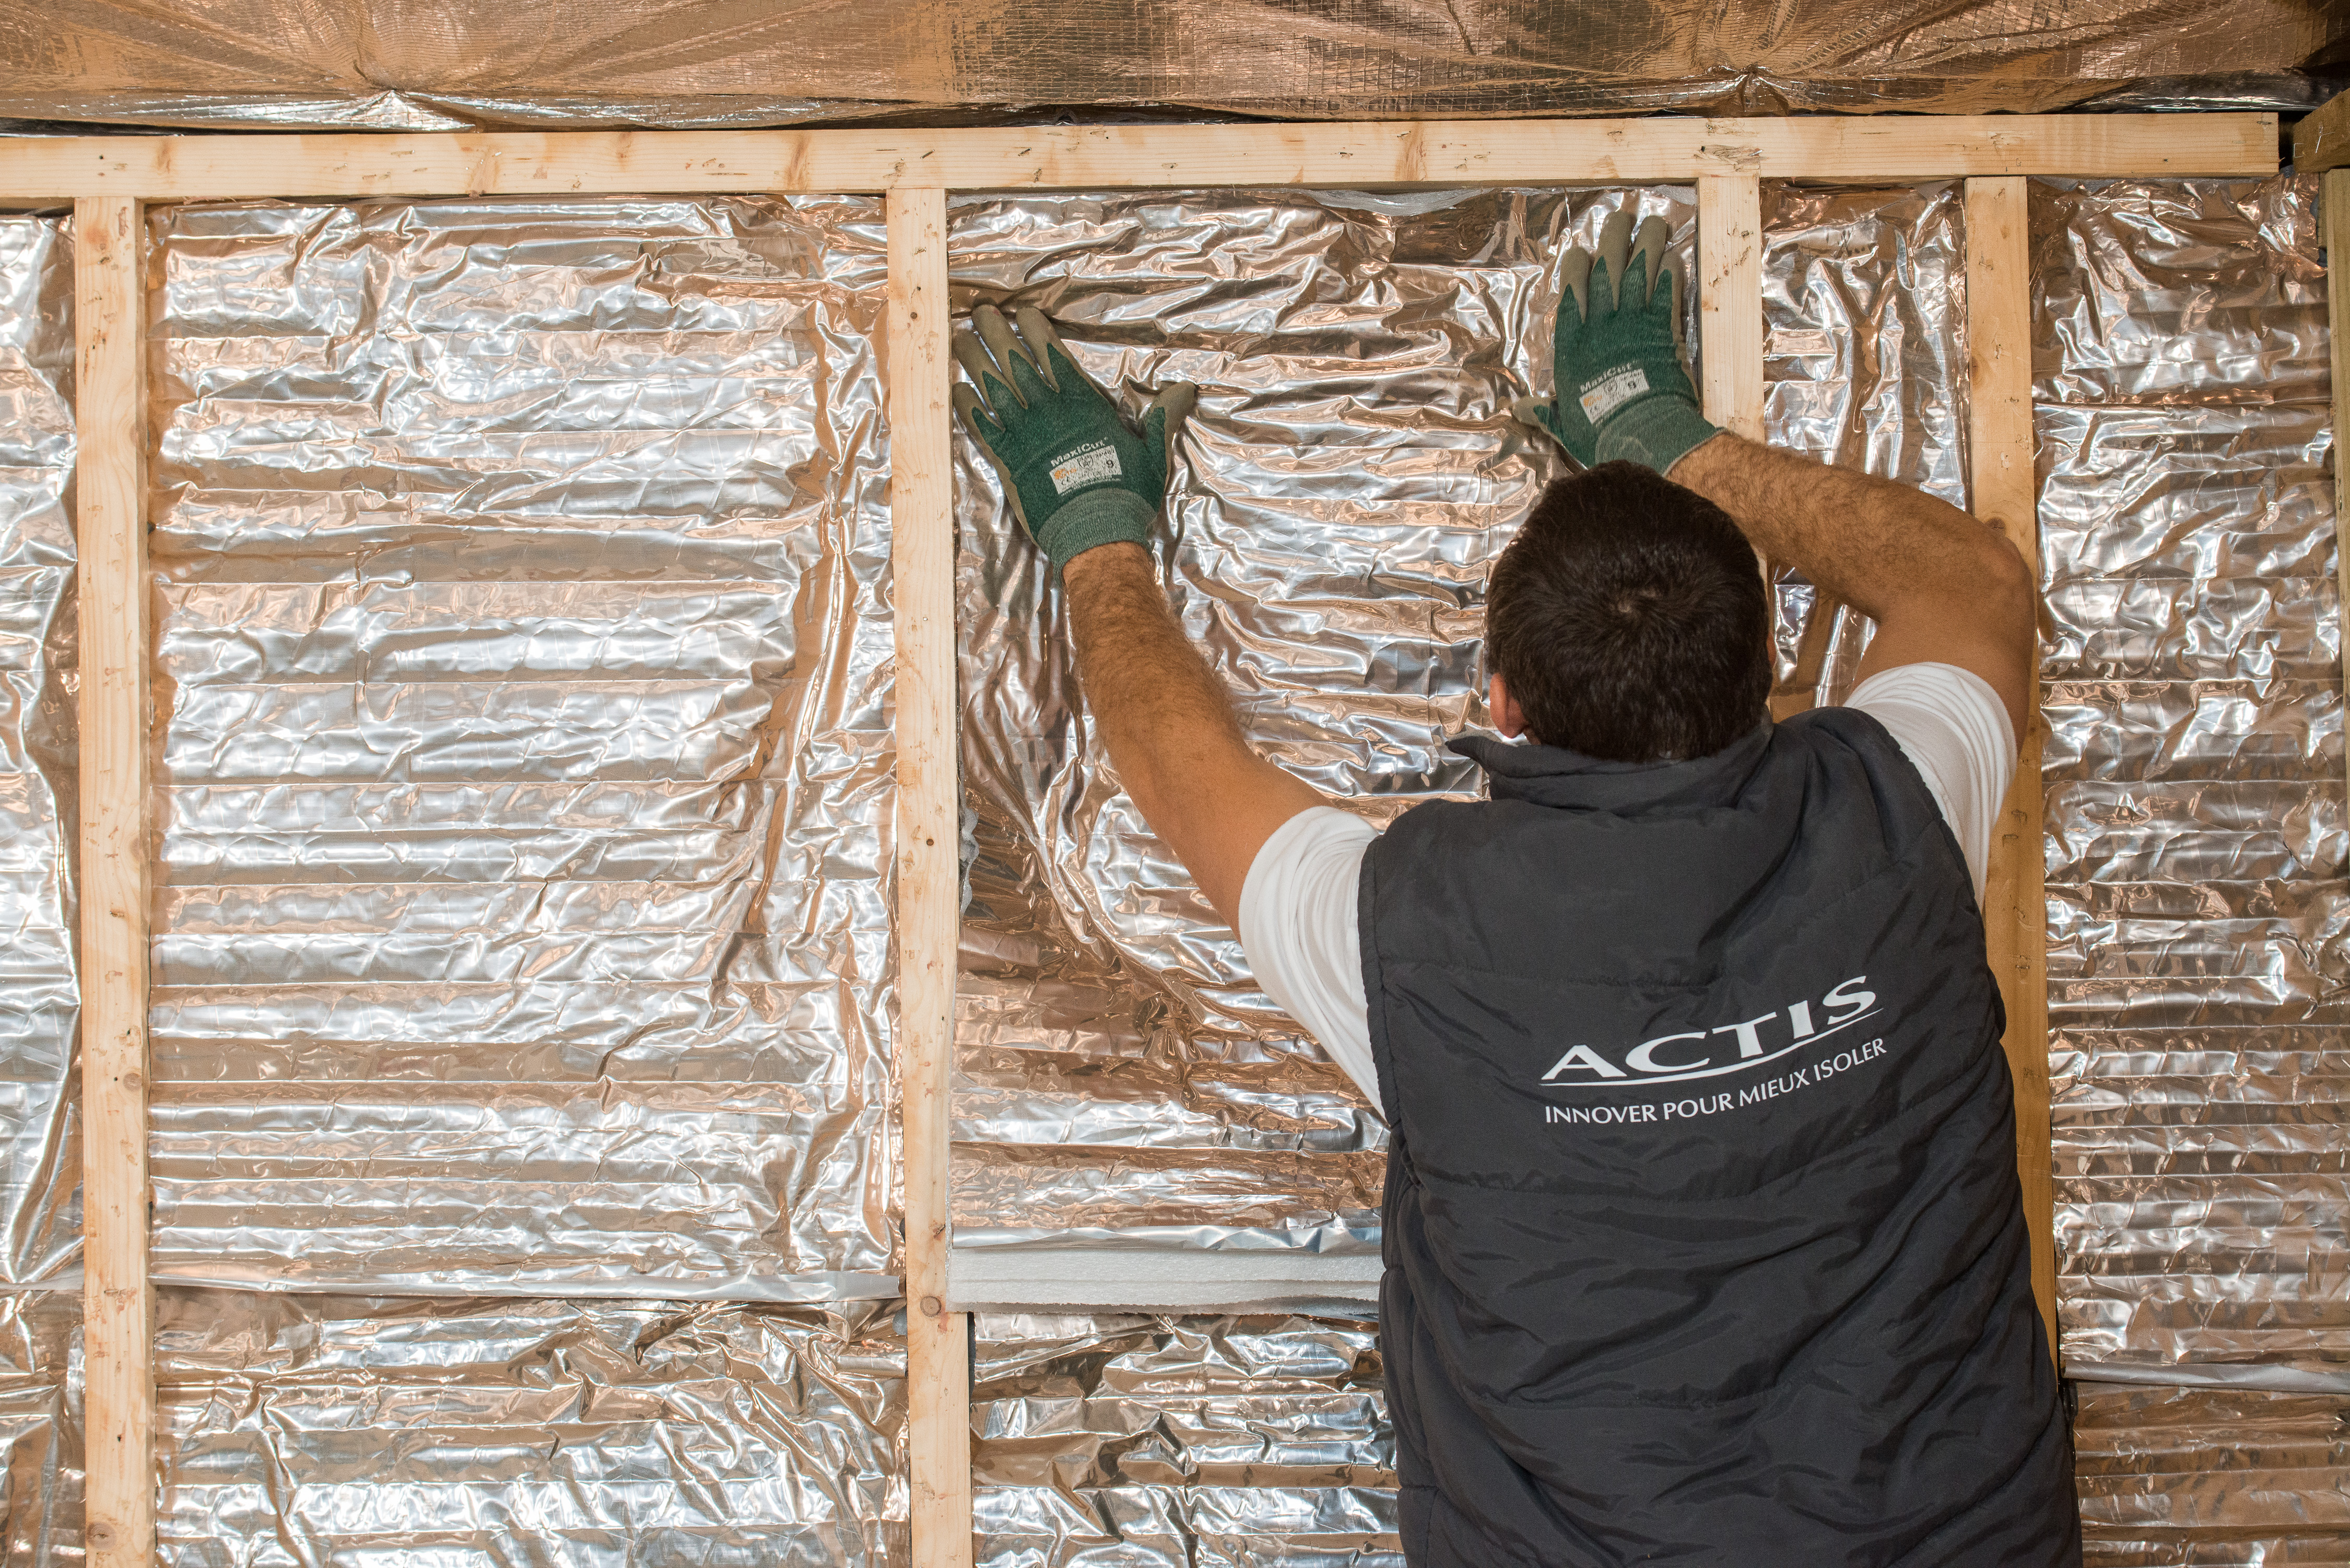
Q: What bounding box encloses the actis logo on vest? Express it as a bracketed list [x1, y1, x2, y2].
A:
[1536, 976, 1881, 1091]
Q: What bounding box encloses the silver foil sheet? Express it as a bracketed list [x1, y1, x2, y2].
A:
[1761, 181, 1969, 710]
[2074, 1382, 2350, 1565]
[0, 0, 2339, 129]
[155, 1289, 905, 1566]
[0, 1291, 81, 1565]
[0, 215, 81, 1293]
[950, 185, 1694, 1257]
[145, 195, 902, 1300]
[971, 1310, 1397, 1567]
[2034, 175, 2350, 1398]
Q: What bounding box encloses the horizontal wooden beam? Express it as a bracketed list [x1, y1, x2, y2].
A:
[0, 114, 2277, 203]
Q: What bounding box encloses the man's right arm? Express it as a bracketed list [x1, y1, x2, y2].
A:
[1666, 433, 2036, 742]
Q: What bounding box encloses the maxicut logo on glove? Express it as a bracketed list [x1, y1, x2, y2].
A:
[1577, 367, 1650, 422]
[1537, 976, 1878, 1088]
[1049, 440, 1123, 494]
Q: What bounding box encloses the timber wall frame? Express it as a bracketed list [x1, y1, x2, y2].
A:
[0, 112, 2280, 1566]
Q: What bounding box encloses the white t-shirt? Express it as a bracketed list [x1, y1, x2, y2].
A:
[1237, 663, 2017, 1112]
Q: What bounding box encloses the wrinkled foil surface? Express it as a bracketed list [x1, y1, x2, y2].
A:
[0, 216, 84, 1564]
[156, 1289, 906, 1565]
[971, 1311, 1396, 1567]
[2037, 172, 2344, 1564]
[145, 195, 901, 1300]
[2035, 175, 2348, 1392]
[0, 216, 82, 1293]
[2074, 1382, 2350, 1564]
[0, 0, 2337, 129]
[0, 1291, 80, 1563]
[1762, 181, 1969, 710]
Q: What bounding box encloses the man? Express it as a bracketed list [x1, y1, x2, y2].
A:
[954, 211, 2078, 1566]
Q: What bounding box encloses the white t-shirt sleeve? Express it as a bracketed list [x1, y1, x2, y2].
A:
[1236, 664, 2014, 1119]
[1842, 661, 2017, 898]
[1237, 807, 1383, 1112]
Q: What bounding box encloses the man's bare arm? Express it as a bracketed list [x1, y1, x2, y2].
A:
[1669, 433, 2036, 739]
[1063, 543, 1325, 925]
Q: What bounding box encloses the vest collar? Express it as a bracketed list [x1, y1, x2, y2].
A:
[1448, 721, 1775, 812]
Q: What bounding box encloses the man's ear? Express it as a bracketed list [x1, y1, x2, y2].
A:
[1489, 673, 1529, 740]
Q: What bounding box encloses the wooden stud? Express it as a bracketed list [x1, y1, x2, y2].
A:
[2295, 89, 2350, 171]
[0, 114, 2277, 205]
[1700, 170, 1773, 603]
[1698, 173, 1767, 442]
[1965, 175, 2058, 1364]
[73, 194, 154, 1568]
[887, 185, 973, 1568]
[2329, 173, 2350, 819]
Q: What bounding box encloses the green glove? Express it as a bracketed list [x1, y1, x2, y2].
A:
[953, 303, 1196, 571]
[1514, 211, 1720, 475]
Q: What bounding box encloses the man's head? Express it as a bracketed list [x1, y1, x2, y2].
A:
[1485, 462, 1770, 762]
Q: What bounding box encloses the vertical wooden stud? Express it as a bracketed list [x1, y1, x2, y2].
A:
[74, 195, 153, 1565]
[1698, 173, 1767, 441]
[1699, 173, 1775, 603]
[888, 185, 973, 1568]
[1965, 175, 2058, 1362]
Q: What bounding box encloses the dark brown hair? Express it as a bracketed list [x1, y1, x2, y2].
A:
[1486, 463, 1770, 762]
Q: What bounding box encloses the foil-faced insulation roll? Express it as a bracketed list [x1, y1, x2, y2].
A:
[2074, 1382, 2350, 1562]
[950, 185, 1695, 1268]
[0, 210, 86, 1566]
[155, 1290, 906, 1565]
[1761, 182, 1969, 709]
[0, 0, 2340, 130]
[0, 1292, 81, 1563]
[2035, 175, 2349, 1392]
[971, 1311, 1396, 1566]
[144, 195, 902, 1300]
[0, 215, 85, 1290]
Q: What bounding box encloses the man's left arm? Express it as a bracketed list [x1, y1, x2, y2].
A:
[1064, 544, 1324, 923]
[955, 304, 1324, 924]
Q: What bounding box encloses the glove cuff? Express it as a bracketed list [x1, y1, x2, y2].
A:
[1594, 396, 1721, 476]
[1036, 487, 1156, 569]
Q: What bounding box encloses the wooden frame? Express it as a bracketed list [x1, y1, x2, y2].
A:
[8, 113, 2273, 1567]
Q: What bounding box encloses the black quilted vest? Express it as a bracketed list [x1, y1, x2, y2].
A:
[1359, 709, 2077, 1566]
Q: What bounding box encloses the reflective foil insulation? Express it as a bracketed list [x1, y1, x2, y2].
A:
[0, 164, 2331, 1563]
[971, 1311, 1397, 1566]
[1762, 182, 1968, 711]
[2037, 172, 2350, 1562]
[146, 195, 900, 1302]
[0, 216, 83, 1291]
[0, 214, 85, 1563]
[155, 1291, 907, 1565]
[0, 0, 2339, 130]
[2038, 174, 2341, 1384]
[128, 192, 918, 1563]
